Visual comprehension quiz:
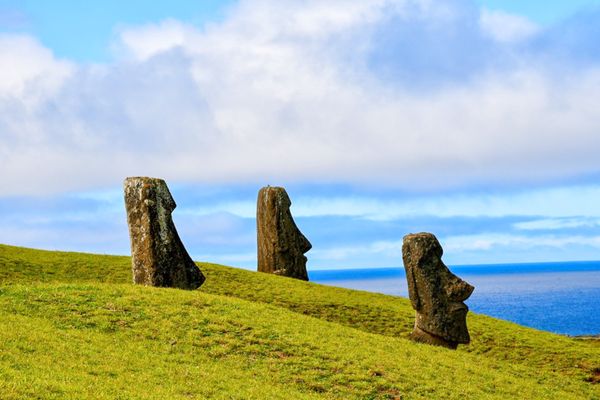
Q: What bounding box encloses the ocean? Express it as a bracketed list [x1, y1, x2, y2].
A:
[310, 261, 600, 336]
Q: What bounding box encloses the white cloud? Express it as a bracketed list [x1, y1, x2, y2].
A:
[304, 232, 600, 267]
[479, 9, 539, 43]
[296, 186, 600, 219]
[0, 34, 72, 102]
[443, 233, 600, 252]
[439, 232, 600, 264]
[1, 0, 600, 196]
[115, 19, 201, 61]
[513, 217, 600, 231]
[310, 239, 403, 261]
[192, 251, 257, 267]
[178, 185, 600, 220]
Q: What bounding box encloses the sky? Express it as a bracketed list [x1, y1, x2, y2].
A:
[1, 0, 600, 270]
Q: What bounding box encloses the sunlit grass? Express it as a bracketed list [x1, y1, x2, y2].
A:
[0, 244, 598, 399]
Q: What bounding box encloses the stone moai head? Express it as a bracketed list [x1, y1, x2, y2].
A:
[402, 232, 474, 349]
[256, 186, 312, 280]
[124, 177, 205, 290]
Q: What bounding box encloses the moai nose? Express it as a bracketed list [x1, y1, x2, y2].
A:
[446, 274, 474, 302]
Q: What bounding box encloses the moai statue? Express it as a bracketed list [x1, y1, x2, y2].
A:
[124, 177, 205, 290]
[256, 186, 312, 280]
[402, 232, 474, 349]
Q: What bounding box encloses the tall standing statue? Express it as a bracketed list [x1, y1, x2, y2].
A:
[124, 176, 205, 290]
[402, 232, 474, 349]
[256, 186, 312, 280]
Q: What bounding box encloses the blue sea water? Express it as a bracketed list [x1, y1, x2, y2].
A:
[309, 261, 600, 336]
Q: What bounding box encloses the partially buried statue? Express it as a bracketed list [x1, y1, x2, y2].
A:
[402, 232, 474, 349]
[257, 186, 312, 280]
[124, 177, 205, 290]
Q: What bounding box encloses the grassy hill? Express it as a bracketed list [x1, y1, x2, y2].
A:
[0, 243, 598, 399]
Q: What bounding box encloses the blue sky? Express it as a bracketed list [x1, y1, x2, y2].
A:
[1, 0, 599, 62]
[476, 0, 600, 24]
[0, 0, 235, 61]
[1, 0, 600, 270]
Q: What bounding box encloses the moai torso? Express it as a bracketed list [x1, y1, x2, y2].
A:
[124, 177, 205, 289]
[402, 232, 474, 349]
[257, 186, 311, 280]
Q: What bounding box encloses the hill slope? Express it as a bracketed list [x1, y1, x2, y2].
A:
[0, 244, 598, 399]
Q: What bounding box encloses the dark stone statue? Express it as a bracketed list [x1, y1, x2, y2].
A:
[124, 176, 205, 290]
[256, 186, 312, 280]
[402, 232, 474, 349]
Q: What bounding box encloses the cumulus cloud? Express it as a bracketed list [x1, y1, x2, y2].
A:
[1, 0, 600, 196]
[177, 185, 600, 220]
[114, 19, 201, 61]
[479, 9, 539, 43]
[5, 182, 600, 267]
[305, 231, 600, 267]
[0, 35, 72, 101]
[310, 239, 403, 261]
[513, 217, 600, 231]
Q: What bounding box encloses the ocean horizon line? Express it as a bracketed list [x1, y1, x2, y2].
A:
[309, 259, 600, 280]
[309, 260, 600, 336]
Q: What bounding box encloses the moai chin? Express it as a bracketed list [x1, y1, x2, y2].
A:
[124, 177, 205, 290]
[256, 186, 312, 280]
[402, 232, 474, 349]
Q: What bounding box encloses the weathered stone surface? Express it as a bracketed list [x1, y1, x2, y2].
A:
[402, 232, 474, 349]
[257, 186, 312, 280]
[124, 177, 205, 290]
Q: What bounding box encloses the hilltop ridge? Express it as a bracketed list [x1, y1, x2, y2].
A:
[0, 243, 598, 399]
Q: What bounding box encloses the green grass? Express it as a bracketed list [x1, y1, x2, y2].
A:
[0, 243, 598, 399]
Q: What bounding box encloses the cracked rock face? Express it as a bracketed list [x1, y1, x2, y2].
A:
[402, 232, 474, 349]
[124, 177, 205, 290]
[257, 186, 312, 280]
